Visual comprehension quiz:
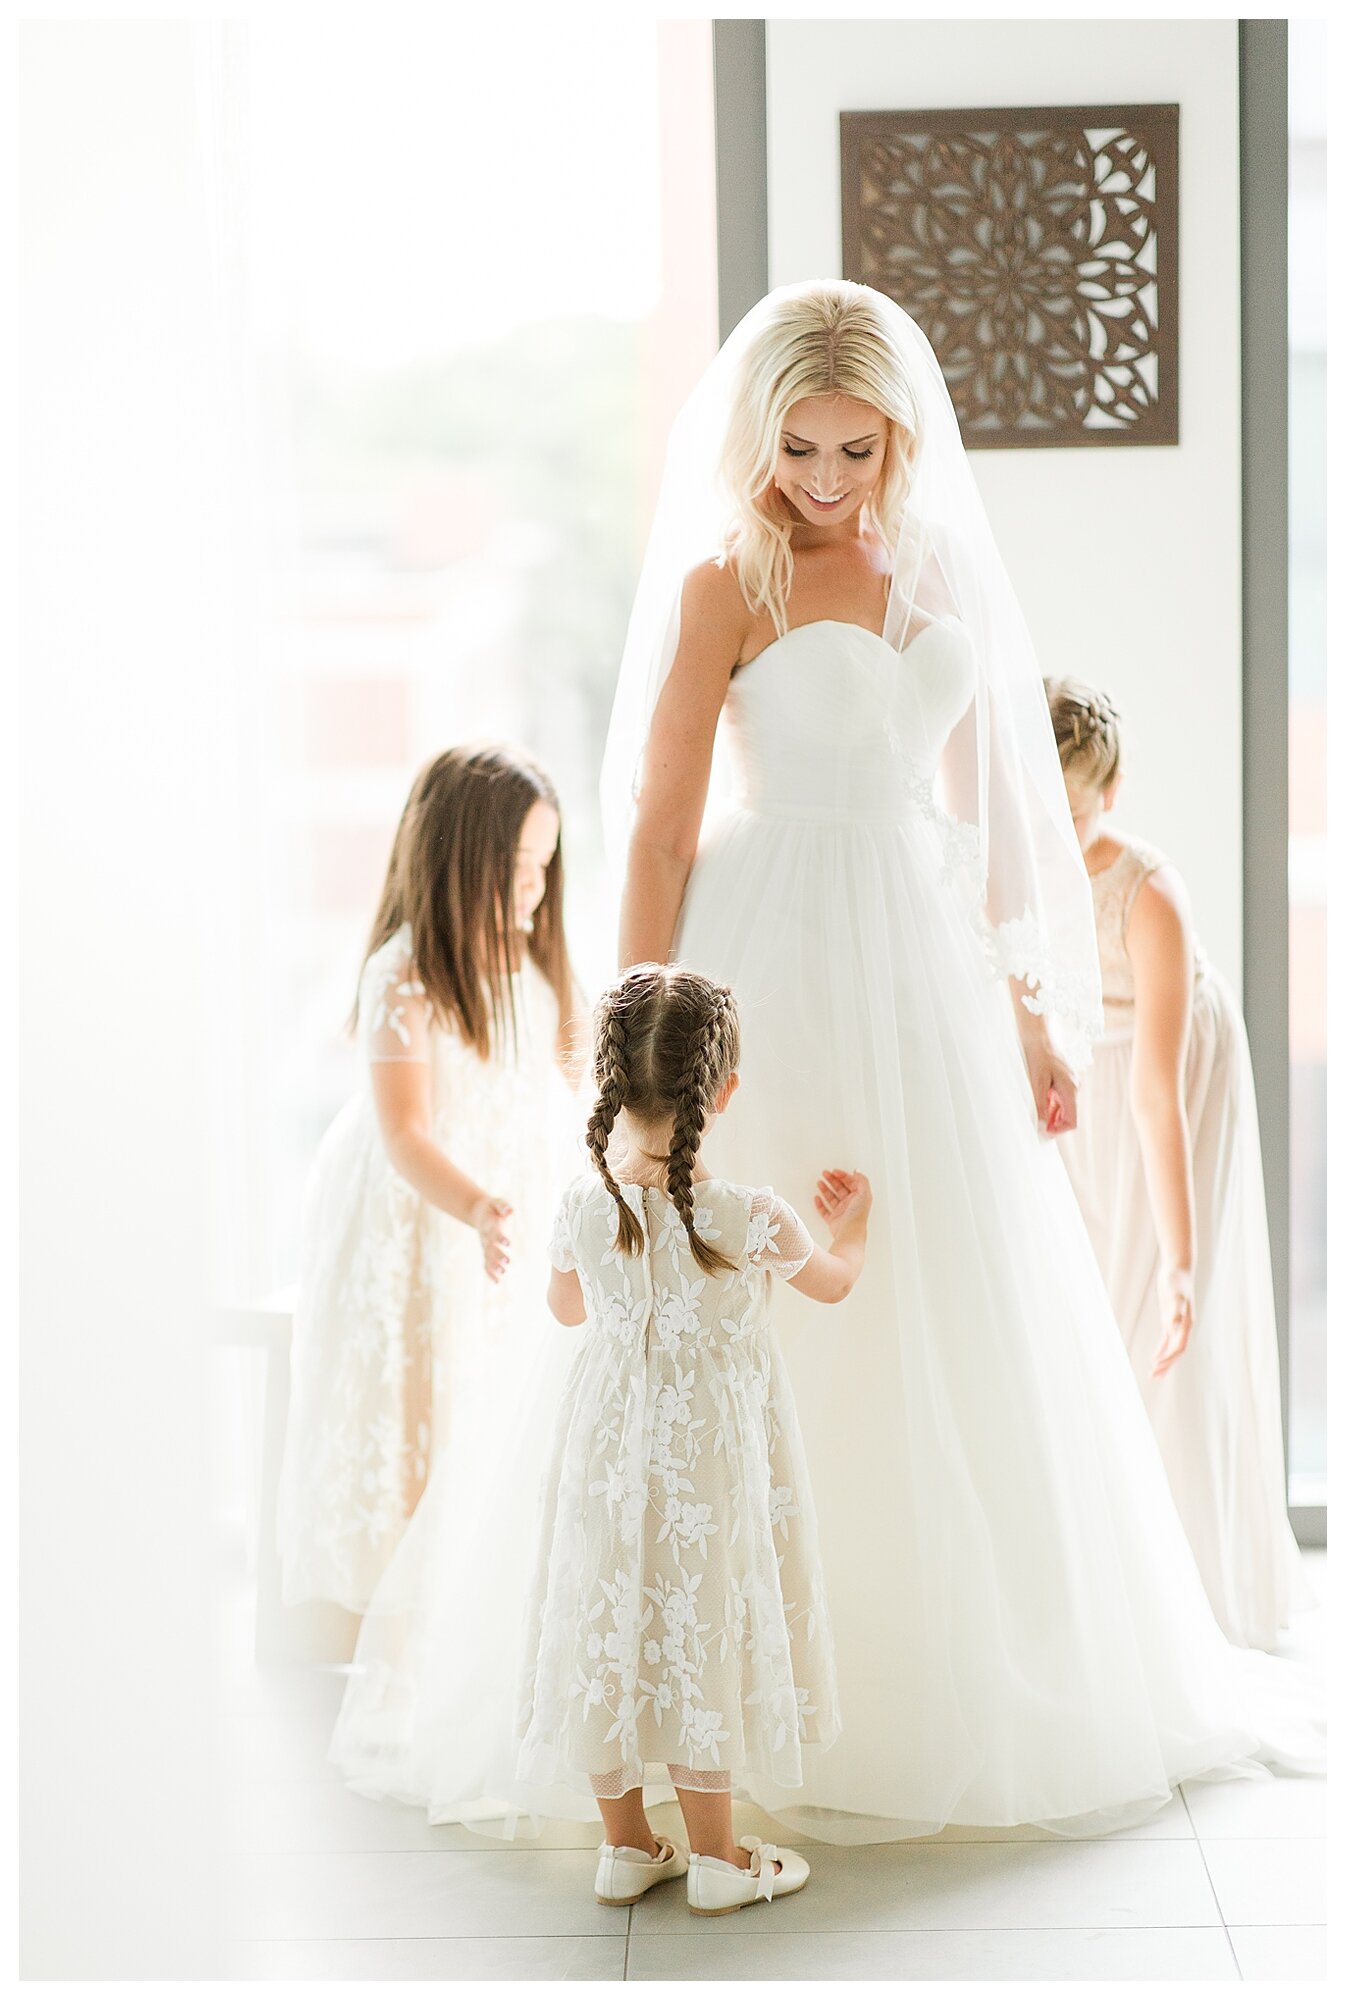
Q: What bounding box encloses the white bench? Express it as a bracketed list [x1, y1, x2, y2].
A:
[213, 1291, 360, 1666]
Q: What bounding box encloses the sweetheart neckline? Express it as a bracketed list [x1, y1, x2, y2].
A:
[734, 617, 955, 677]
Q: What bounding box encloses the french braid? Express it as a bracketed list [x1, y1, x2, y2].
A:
[664, 1044, 718, 1276]
[668, 987, 738, 1276]
[584, 967, 741, 1275]
[586, 1001, 645, 1257]
[1044, 676, 1122, 789]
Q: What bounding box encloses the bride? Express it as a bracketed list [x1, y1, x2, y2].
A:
[603, 278, 1321, 1841]
[330, 279, 1319, 1844]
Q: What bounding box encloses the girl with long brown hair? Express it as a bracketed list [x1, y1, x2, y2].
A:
[278, 742, 583, 1614]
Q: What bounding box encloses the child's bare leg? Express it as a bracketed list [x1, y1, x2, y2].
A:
[592, 1780, 660, 1857]
[672, 1776, 780, 1874]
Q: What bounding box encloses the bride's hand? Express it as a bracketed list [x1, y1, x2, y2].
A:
[1020, 1030, 1078, 1137]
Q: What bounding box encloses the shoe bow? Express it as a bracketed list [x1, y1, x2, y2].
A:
[751, 1840, 780, 1901]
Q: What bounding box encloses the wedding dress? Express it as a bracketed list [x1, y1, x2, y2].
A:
[663, 616, 1322, 1841]
[330, 617, 1321, 1845]
[330, 282, 1321, 1841]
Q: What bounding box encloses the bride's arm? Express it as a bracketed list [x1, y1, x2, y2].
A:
[941, 695, 1080, 1135]
[617, 561, 748, 969]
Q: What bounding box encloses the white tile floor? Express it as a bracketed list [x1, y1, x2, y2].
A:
[216, 1550, 1327, 1981]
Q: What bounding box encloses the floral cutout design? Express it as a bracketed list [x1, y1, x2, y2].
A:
[842, 105, 1179, 447]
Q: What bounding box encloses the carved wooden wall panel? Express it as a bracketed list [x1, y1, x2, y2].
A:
[841, 103, 1179, 448]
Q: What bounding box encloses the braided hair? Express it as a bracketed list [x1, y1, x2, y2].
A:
[1044, 677, 1122, 790]
[586, 965, 741, 1276]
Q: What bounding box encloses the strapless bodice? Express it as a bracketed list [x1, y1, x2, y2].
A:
[722, 618, 976, 821]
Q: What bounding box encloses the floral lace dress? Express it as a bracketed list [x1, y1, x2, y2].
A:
[516, 1174, 840, 1797]
[277, 922, 561, 1613]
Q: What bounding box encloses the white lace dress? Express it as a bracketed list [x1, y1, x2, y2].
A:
[277, 922, 562, 1612]
[1058, 836, 1312, 1651]
[516, 1174, 838, 1798]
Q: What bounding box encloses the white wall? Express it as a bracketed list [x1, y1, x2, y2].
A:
[766, 19, 1244, 986]
[20, 20, 228, 1975]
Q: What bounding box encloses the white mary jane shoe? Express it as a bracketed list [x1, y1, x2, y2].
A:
[593, 1837, 690, 1907]
[686, 1835, 810, 1915]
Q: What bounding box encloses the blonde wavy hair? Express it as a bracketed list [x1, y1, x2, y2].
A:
[719, 281, 921, 636]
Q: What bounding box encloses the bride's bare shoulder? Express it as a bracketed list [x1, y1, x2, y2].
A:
[682, 554, 748, 617]
[677, 556, 753, 661]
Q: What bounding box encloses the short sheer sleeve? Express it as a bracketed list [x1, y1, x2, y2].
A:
[744, 1188, 815, 1280]
[548, 1184, 579, 1274]
[358, 932, 432, 1065]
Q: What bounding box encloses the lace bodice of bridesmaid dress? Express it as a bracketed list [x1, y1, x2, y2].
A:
[1090, 833, 1206, 1027]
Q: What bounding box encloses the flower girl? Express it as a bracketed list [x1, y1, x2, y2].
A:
[1047, 680, 1310, 1650]
[278, 743, 581, 1613]
[517, 964, 871, 1915]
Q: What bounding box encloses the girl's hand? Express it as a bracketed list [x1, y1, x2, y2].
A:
[814, 1169, 872, 1236]
[470, 1193, 513, 1283]
[1152, 1265, 1194, 1377]
[1021, 1033, 1078, 1137]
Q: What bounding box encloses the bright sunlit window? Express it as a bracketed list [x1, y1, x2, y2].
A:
[235, 17, 717, 1302]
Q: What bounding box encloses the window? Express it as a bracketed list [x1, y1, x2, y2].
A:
[1287, 22, 1326, 1508]
[237, 18, 717, 1297]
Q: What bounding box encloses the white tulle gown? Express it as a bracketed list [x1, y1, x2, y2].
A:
[329, 619, 1320, 1842]
[1057, 835, 1313, 1652]
[664, 618, 1321, 1841]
